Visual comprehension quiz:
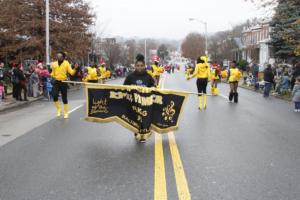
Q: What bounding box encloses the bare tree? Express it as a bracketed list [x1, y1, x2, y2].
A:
[102, 41, 121, 70]
[181, 33, 205, 60]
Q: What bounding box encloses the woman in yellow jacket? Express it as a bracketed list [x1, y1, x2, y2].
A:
[151, 60, 164, 86]
[99, 61, 108, 84]
[227, 61, 242, 103]
[210, 65, 221, 96]
[51, 52, 75, 119]
[84, 64, 98, 83]
[187, 56, 210, 110]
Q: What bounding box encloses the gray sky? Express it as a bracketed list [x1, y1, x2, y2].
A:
[91, 0, 265, 39]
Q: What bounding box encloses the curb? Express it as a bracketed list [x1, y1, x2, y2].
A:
[221, 80, 292, 102]
[0, 96, 44, 114]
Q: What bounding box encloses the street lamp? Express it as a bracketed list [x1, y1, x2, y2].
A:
[189, 18, 208, 56]
[46, 0, 50, 67]
[145, 39, 147, 67]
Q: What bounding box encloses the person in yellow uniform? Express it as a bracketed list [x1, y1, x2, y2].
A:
[187, 56, 210, 110]
[185, 65, 193, 79]
[99, 61, 107, 84]
[51, 52, 75, 119]
[210, 64, 221, 96]
[151, 59, 164, 86]
[227, 61, 242, 103]
[85, 64, 98, 83]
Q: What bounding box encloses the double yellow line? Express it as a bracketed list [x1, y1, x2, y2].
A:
[154, 75, 191, 200]
[154, 132, 191, 200]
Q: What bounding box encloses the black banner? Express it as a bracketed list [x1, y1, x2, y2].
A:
[85, 84, 188, 134]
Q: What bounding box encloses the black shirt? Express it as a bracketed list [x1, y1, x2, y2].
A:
[124, 71, 155, 87]
[264, 67, 274, 83]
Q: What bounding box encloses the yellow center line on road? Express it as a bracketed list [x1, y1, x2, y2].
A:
[154, 133, 167, 200]
[153, 74, 190, 200]
[168, 132, 191, 200]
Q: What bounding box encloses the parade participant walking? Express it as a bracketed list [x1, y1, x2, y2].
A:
[210, 64, 221, 96]
[292, 76, 300, 112]
[84, 62, 98, 83]
[71, 63, 83, 82]
[151, 57, 164, 86]
[51, 52, 75, 119]
[124, 54, 156, 143]
[187, 56, 210, 110]
[99, 60, 108, 84]
[227, 61, 242, 103]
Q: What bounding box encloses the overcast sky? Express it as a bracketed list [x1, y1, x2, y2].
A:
[90, 0, 266, 39]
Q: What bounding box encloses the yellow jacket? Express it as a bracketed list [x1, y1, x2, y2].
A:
[211, 68, 220, 80]
[103, 70, 111, 79]
[86, 67, 98, 81]
[221, 70, 228, 78]
[190, 63, 210, 79]
[152, 65, 163, 77]
[51, 60, 75, 81]
[186, 68, 193, 75]
[228, 68, 241, 82]
[99, 66, 107, 76]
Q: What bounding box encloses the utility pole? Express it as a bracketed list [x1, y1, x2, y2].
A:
[144, 39, 147, 67]
[46, 0, 50, 68]
[189, 18, 208, 56]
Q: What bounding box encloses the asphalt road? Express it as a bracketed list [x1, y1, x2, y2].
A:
[0, 72, 300, 200]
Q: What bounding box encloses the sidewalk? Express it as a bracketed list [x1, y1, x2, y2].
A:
[0, 95, 44, 113]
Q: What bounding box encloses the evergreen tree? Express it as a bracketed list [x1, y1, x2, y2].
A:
[270, 0, 300, 59]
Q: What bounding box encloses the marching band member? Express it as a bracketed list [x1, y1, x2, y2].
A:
[210, 64, 221, 96]
[185, 65, 193, 79]
[51, 52, 75, 119]
[99, 60, 108, 84]
[151, 57, 164, 87]
[124, 54, 156, 143]
[187, 56, 210, 110]
[227, 61, 242, 103]
[84, 62, 98, 83]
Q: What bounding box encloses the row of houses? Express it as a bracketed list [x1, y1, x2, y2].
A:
[216, 19, 275, 68]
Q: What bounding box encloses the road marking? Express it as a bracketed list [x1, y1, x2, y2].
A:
[168, 132, 191, 200]
[69, 104, 84, 114]
[154, 74, 190, 199]
[154, 133, 167, 200]
[219, 94, 228, 100]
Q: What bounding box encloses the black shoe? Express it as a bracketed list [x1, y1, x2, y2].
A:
[234, 93, 238, 103]
[229, 93, 234, 101]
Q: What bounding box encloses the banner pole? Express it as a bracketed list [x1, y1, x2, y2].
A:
[62, 81, 212, 96]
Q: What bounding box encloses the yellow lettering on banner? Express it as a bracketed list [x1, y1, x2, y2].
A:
[110, 91, 163, 106]
[153, 95, 163, 105]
